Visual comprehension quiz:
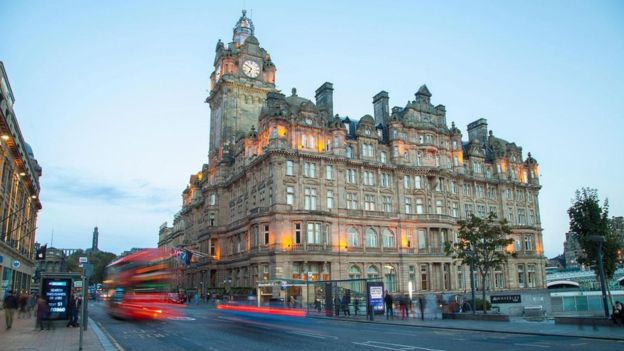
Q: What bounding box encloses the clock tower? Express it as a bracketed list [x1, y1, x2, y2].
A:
[207, 10, 277, 163]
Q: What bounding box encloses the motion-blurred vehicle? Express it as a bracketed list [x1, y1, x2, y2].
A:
[104, 248, 183, 320]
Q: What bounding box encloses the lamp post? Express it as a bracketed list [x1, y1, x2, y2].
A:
[588, 235, 610, 318]
[465, 248, 476, 315]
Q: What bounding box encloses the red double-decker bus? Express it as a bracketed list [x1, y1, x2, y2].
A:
[104, 248, 183, 320]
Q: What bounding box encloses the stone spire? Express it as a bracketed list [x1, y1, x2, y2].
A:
[233, 10, 255, 45]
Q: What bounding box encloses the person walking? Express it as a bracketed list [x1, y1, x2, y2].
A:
[27, 293, 36, 318]
[36, 295, 50, 331]
[612, 301, 623, 325]
[384, 290, 394, 320]
[341, 293, 350, 316]
[18, 291, 28, 319]
[3, 290, 18, 329]
[67, 294, 79, 327]
[353, 297, 360, 316]
[399, 295, 407, 320]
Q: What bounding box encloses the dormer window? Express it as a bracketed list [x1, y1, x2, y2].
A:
[452, 140, 457, 149]
[377, 129, 383, 138]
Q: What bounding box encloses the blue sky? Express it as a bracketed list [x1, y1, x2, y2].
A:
[1, 1, 622, 256]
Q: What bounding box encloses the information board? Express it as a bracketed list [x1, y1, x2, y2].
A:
[366, 281, 385, 314]
[490, 294, 521, 304]
[42, 277, 72, 320]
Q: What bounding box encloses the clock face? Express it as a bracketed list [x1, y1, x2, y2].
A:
[304, 118, 313, 125]
[242, 60, 260, 78]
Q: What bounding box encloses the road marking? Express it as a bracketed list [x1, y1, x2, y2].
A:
[94, 319, 126, 351]
[353, 341, 446, 351]
[289, 331, 328, 339]
[514, 343, 551, 348]
[167, 316, 197, 321]
[569, 343, 587, 347]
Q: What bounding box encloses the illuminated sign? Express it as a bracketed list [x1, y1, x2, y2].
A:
[367, 281, 385, 314]
[42, 277, 72, 320]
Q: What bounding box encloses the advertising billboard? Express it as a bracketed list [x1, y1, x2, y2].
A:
[42, 277, 72, 320]
[366, 281, 384, 314]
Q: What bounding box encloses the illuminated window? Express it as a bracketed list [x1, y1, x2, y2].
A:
[210, 238, 217, 256]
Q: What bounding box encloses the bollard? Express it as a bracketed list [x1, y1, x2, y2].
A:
[368, 304, 374, 321]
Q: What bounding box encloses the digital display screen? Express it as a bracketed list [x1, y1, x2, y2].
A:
[42, 278, 72, 320]
[367, 281, 385, 314]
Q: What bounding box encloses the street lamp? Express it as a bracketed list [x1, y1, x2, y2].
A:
[588, 235, 610, 318]
[465, 248, 476, 315]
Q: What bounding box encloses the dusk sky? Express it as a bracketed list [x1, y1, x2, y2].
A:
[1, 1, 622, 256]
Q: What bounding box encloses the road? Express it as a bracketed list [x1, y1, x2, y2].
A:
[89, 302, 622, 351]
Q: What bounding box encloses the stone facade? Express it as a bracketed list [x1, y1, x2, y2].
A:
[159, 12, 545, 295]
[0, 62, 42, 296]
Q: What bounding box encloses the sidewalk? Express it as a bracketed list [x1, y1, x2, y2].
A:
[306, 310, 624, 341]
[0, 310, 107, 351]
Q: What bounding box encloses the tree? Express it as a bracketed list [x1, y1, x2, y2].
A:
[66, 249, 117, 284]
[568, 188, 620, 280]
[445, 213, 515, 313]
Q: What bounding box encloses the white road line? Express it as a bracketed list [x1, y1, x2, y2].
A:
[353, 341, 446, 351]
[514, 343, 551, 348]
[289, 331, 327, 339]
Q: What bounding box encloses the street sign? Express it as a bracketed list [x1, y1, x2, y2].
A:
[74, 280, 83, 288]
[12, 260, 20, 269]
[83, 262, 94, 278]
[79, 257, 88, 263]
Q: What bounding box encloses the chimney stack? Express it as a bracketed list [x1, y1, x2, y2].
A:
[373, 91, 389, 126]
[467, 118, 488, 145]
[315, 82, 334, 119]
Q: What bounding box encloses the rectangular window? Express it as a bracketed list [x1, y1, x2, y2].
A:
[527, 264, 536, 288]
[263, 225, 270, 245]
[210, 238, 217, 256]
[418, 230, 426, 249]
[346, 169, 357, 184]
[326, 190, 334, 210]
[506, 189, 513, 200]
[409, 265, 416, 287]
[364, 194, 376, 211]
[381, 173, 390, 187]
[464, 204, 474, 218]
[528, 209, 535, 225]
[303, 162, 316, 178]
[404, 197, 412, 214]
[286, 186, 295, 205]
[489, 206, 497, 216]
[451, 203, 459, 218]
[436, 200, 443, 215]
[363, 171, 375, 186]
[494, 268, 504, 289]
[477, 205, 486, 218]
[325, 165, 333, 180]
[415, 176, 422, 189]
[286, 160, 294, 176]
[507, 207, 514, 223]
[346, 192, 358, 210]
[524, 235, 533, 251]
[420, 265, 428, 291]
[403, 175, 410, 189]
[463, 184, 472, 197]
[304, 187, 317, 210]
[380, 152, 387, 164]
[294, 223, 301, 244]
[307, 223, 321, 244]
[518, 209, 526, 225]
[517, 264, 525, 288]
[451, 181, 457, 194]
[383, 196, 392, 212]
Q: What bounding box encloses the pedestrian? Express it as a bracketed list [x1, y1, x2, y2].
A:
[342, 293, 350, 316]
[36, 295, 50, 331]
[27, 293, 36, 318]
[67, 294, 80, 327]
[334, 296, 341, 316]
[353, 297, 360, 316]
[399, 295, 407, 320]
[18, 291, 28, 319]
[384, 290, 394, 320]
[3, 290, 18, 329]
[612, 301, 623, 325]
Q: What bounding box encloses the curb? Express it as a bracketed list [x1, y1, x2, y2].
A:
[89, 318, 125, 351]
[307, 315, 623, 341]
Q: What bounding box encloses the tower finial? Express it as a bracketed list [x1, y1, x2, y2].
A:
[242, 9, 247, 16]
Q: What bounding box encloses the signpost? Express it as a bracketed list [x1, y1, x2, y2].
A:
[79, 262, 93, 350]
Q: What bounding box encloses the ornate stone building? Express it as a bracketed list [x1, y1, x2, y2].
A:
[159, 11, 545, 295]
[0, 61, 42, 296]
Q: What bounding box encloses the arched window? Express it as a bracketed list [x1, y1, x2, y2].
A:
[383, 229, 395, 248]
[384, 265, 396, 292]
[347, 227, 360, 247]
[366, 265, 379, 279]
[349, 265, 361, 279]
[365, 228, 378, 248]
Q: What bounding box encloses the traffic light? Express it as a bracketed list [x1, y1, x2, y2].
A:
[36, 245, 47, 260]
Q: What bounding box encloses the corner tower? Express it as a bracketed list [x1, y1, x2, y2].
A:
[207, 10, 277, 163]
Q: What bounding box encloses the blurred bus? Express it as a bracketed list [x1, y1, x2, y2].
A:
[104, 248, 182, 320]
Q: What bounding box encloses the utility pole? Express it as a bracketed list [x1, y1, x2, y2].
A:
[589, 235, 610, 318]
